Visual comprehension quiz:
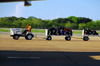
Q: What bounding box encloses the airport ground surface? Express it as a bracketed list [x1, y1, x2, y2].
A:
[0, 34, 100, 66]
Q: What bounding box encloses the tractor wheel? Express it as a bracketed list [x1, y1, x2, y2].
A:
[13, 35, 19, 40]
[83, 36, 89, 41]
[46, 36, 52, 40]
[25, 34, 33, 40]
[65, 36, 71, 41]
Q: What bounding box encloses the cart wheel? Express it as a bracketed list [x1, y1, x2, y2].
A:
[13, 35, 19, 40]
[46, 36, 52, 40]
[65, 36, 71, 41]
[25, 34, 33, 40]
[83, 36, 89, 41]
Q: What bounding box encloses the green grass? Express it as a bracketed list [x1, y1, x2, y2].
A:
[97, 32, 100, 34]
[0, 29, 100, 34]
[32, 30, 83, 34]
[73, 31, 82, 34]
[0, 29, 10, 32]
[0, 29, 45, 33]
[31, 30, 45, 33]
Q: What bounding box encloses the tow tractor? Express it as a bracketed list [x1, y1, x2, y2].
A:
[10, 28, 34, 40]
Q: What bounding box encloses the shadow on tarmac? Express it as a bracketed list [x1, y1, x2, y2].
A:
[0, 50, 100, 66]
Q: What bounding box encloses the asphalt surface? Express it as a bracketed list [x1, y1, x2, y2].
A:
[0, 51, 100, 66]
[0, 35, 100, 66]
[0, 51, 78, 66]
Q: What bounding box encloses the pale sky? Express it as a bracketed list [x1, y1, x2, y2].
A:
[0, 0, 100, 21]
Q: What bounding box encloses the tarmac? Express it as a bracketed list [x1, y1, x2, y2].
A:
[0, 32, 100, 66]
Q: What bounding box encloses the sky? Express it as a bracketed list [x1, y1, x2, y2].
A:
[0, 0, 100, 21]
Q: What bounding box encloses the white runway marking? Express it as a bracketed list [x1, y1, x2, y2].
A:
[7, 57, 41, 59]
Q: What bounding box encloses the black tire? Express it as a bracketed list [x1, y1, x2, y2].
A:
[25, 36, 28, 39]
[46, 36, 52, 40]
[96, 33, 98, 35]
[13, 35, 19, 40]
[25, 34, 33, 40]
[65, 36, 71, 41]
[83, 36, 89, 41]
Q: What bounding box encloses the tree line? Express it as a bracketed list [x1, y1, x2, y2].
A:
[0, 16, 100, 30]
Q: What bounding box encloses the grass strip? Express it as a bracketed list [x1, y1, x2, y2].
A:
[0, 29, 100, 34]
[31, 30, 45, 33]
[0, 29, 10, 32]
[0, 29, 45, 33]
[73, 31, 82, 34]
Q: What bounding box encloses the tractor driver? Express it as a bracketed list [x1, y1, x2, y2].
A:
[23, 24, 31, 34]
[27, 24, 31, 32]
